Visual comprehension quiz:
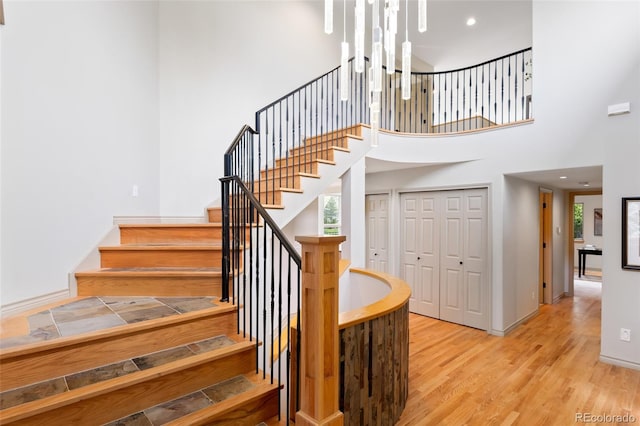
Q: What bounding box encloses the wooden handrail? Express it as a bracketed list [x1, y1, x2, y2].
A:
[338, 268, 411, 329]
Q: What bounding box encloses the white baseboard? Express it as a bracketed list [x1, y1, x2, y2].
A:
[491, 309, 539, 337]
[599, 354, 640, 371]
[1, 289, 70, 317]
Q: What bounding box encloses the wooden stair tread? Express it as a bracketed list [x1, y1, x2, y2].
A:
[102, 244, 223, 249]
[76, 267, 222, 276]
[264, 187, 303, 193]
[118, 223, 220, 228]
[289, 144, 350, 155]
[262, 204, 284, 210]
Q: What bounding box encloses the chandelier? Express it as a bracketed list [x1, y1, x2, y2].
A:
[325, 0, 427, 143]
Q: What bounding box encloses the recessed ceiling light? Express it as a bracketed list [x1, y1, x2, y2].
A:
[466, 17, 476, 26]
[583, 183, 590, 187]
[559, 176, 568, 179]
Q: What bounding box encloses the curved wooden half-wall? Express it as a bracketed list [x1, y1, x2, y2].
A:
[338, 268, 411, 425]
[290, 267, 411, 423]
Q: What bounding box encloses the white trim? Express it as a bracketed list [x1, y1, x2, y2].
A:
[599, 355, 640, 371]
[490, 308, 539, 337]
[1, 289, 69, 317]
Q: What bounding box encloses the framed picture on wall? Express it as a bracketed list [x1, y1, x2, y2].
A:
[622, 197, 640, 270]
[594, 208, 603, 236]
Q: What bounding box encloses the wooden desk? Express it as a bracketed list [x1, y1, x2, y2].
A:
[578, 248, 602, 277]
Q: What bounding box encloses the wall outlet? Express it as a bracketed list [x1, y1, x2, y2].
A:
[620, 328, 631, 342]
[132, 185, 139, 197]
[531, 291, 535, 300]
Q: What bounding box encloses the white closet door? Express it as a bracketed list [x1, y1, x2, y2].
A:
[397, 188, 488, 330]
[400, 193, 440, 318]
[462, 189, 488, 330]
[366, 194, 389, 272]
[440, 191, 465, 325]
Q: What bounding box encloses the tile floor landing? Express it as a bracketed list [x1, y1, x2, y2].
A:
[0, 296, 218, 350]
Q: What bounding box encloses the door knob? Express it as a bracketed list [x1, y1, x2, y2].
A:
[459, 261, 463, 265]
[374, 253, 378, 256]
[417, 257, 421, 260]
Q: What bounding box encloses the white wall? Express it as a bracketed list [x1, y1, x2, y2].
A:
[502, 176, 540, 328]
[1, 1, 160, 306]
[532, 0, 639, 369]
[157, 1, 345, 216]
[574, 195, 603, 270]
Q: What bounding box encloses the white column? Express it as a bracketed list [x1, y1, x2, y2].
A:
[341, 158, 366, 267]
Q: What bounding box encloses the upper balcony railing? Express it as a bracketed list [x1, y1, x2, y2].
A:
[233, 48, 532, 204]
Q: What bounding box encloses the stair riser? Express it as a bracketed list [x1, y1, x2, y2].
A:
[290, 138, 349, 155]
[260, 162, 320, 178]
[120, 227, 222, 244]
[76, 275, 226, 297]
[274, 149, 335, 167]
[208, 208, 222, 223]
[0, 309, 236, 391]
[252, 175, 302, 190]
[1, 347, 256, 426]
[255, 191, 283, 205]
[99, 249, 226, 269]
[303, 125, 362, 143]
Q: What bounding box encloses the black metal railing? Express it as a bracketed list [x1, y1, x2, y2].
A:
[220, 47, 532, 423]
[220, 170, 301, 423]
[385, 48, 533, 133]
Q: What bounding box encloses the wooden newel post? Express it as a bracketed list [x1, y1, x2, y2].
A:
[295, 235, 346, 426]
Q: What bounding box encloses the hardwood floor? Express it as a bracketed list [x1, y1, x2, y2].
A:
[397, 280, 640, 425]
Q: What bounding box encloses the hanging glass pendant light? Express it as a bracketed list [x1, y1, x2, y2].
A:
[340, 1, 349, 101]
[402, 40, 411, 100]
[401, 0, 411, 100]
[355, 0, 365, 73]
[371, 0, 383, 93]
[384, 2, 397, 74]
[325, 0, 333, 34]
[419, 0, 427, 33]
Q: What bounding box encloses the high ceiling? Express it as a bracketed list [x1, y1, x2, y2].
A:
[408, 0, 532, 70]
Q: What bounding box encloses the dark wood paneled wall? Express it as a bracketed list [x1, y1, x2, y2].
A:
[339, 302, 409, 425]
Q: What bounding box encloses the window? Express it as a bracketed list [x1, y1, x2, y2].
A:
[322, 194, 341, 236]
[573, 202, 584, 240]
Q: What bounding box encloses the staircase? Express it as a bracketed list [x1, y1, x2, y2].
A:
[0, 124, 368, 425]
[0, 209, 280, 426]
[244, 124, 368, 228]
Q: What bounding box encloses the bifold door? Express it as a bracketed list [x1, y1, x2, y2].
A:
[366, 194, 389, 272]
[400, 189, 488, 330]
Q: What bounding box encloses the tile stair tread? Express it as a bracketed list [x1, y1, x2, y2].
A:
[0, 341, 256, 422]
[0, 334, 242, 409]
[0, 301, 237, 355]
[162, 380, 280, 426]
